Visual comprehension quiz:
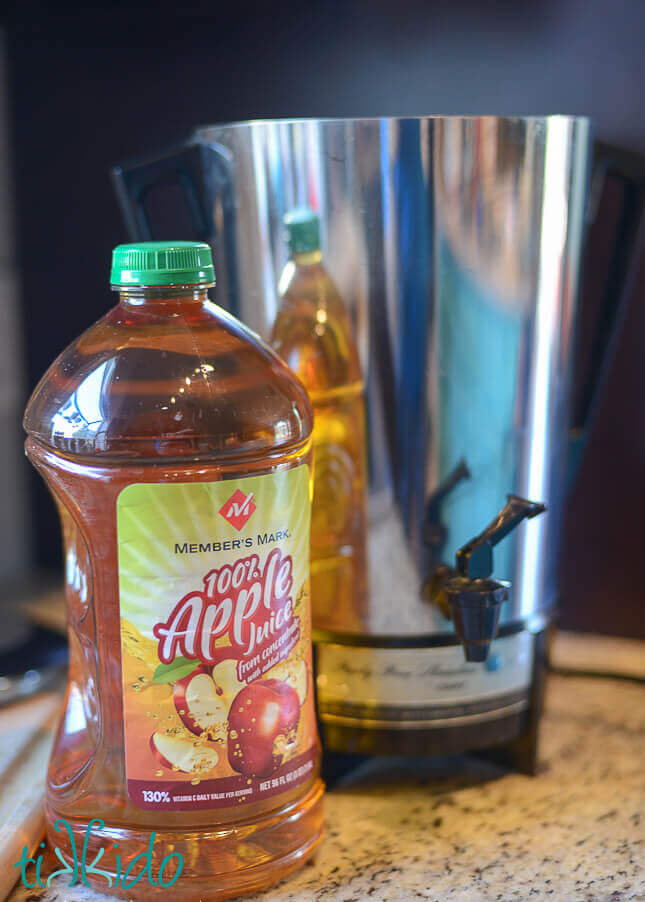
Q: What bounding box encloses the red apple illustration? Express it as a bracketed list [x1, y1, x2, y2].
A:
[173, 664, 229, 738]
[150, 731, 219, 773]
[227, 679, 300, 778]
[267, 658, 309, 704]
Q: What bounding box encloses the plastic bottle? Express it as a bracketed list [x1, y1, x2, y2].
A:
[24, 242, 324, 900]
[271, 209, 369, 632]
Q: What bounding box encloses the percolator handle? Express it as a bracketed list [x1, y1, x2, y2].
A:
[111, 140, 241, 317]
[569, 141, 645, 484]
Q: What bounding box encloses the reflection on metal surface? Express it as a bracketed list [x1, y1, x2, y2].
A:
[116, 116, 591, 644]
[198, 116, 590, 637]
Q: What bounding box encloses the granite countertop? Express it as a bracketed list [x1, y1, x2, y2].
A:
[7, 663, 644, 902]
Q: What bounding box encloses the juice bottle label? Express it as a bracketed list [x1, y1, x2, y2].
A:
[117, 466, 317, 811]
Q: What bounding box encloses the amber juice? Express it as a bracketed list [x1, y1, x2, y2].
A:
[24, 279, 324, 901]
[271, 248, 369, 632]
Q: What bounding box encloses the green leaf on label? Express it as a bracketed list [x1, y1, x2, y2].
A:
[152, 657, 199, 684]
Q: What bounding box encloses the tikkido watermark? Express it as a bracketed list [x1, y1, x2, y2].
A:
[14, 817, 183, 890]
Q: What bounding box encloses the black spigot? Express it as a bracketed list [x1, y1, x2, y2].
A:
[441, 495, 546, 662]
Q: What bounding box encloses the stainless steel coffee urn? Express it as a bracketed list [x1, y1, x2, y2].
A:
[114, 116, 591, 771]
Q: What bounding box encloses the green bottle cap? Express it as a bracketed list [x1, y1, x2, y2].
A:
[284, 208, 321, 255]
[110, 241, 215, 286]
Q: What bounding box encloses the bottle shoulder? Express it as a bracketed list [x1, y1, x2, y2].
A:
[272, 265, 362, 393]
[24, 301, 313, 461]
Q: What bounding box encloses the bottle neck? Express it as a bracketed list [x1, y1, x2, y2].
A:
[291, 249, 322, 266]
[115, 283, 213, 306]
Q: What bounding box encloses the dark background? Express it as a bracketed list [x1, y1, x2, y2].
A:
[3, 0, 645, 635]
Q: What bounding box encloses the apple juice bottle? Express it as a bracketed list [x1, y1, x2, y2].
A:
[271, 209, 369, 632]
[24, 242, 324, 900]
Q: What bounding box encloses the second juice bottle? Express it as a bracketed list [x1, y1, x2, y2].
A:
[271, 209, 369, 632]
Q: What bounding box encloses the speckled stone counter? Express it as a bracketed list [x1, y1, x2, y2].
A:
[8, 672, 645, 902]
